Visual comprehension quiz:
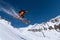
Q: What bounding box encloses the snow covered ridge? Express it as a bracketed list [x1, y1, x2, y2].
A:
[21, 15, 60, 32]
[0, 16, 11, 25]
[18, 15, 60, 40]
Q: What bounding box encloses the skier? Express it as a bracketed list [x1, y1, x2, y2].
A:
[13, 10, 29, 24]
[19, 10, 28, 18]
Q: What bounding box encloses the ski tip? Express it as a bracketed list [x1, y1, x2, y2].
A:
[23, 20, 30, 24]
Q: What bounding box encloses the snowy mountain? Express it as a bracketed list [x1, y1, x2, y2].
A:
[0, 15, 60, 40]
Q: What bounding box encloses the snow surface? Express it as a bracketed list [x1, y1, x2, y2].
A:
[0, 15, 60, 40]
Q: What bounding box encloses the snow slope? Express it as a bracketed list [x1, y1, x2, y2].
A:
[0, 15, 60, 40]
[0, 18, 26, 40]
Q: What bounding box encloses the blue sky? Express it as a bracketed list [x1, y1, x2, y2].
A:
[0, 0, 60, 28]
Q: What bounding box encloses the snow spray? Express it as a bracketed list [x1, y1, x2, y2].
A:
[0, 1, 19, 17]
